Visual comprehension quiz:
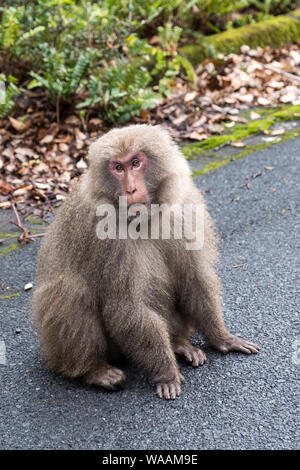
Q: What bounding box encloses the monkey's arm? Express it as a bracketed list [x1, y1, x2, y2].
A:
[179, 253, 260, 354]
[102, 301, 183, 399]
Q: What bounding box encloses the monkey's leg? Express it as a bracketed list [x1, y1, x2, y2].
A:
[103, 303, 183, 399]
[172, 337, 207, 367]
[33, 275, 125, 386]
[181, 265, 260, 355]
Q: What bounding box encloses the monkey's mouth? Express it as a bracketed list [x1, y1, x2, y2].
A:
[128, 202, 147, 209]
[127, 202, 149, 218]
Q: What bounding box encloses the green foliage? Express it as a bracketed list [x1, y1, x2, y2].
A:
[195, 0, 248, 17]
[29, 48, 94, 104]
[181, 11, 300, 65]
[1, 0, 298, 123]
[77, 29, 195, 122]
[0, 5, 24, 49]
[78, 61, 160, 123]
[249, 0, 297, 16]
[0, 74, 22, 118]
[1, 0, 197, 122]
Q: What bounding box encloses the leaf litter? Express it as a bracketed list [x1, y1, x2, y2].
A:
[1, 43, 300, 221]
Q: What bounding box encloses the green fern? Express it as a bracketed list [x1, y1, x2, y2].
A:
[69, 52, 91, 94]
[0, 74, 22, 118]
[0, 6, 24, 49]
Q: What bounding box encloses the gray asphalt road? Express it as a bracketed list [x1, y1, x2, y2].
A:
[0, 137, 299, 450]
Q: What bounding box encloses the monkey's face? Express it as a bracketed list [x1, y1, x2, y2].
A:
[108, 151, 149, 211]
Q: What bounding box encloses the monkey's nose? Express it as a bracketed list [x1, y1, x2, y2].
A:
[126, 188, 137, 195]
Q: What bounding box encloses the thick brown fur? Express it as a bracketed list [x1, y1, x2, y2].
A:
[32, 124, 259, 400]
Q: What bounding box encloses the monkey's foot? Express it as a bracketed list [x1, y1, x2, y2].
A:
[156, 381, 181, 400]
[84, 365, 126, 391]
[214, 335, 260, 355]
[173, 341, 207, 367]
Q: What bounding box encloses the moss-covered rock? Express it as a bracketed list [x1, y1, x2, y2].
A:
[180, 10, 300, 65]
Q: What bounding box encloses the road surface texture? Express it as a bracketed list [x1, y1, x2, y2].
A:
[0, 137, 299, 450]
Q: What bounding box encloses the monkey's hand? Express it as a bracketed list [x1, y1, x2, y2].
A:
[156, 370, 184, 400]
[173, 341, 207, 367]
[214, 335, 260, 355]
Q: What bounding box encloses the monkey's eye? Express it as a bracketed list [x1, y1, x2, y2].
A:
[115, 163, 124, 173]
[132, 158, 140, 168]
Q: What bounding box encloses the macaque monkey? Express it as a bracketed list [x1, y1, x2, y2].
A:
[33, 124, 259, 400]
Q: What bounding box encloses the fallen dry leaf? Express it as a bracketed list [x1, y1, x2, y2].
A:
[2, 42, 300, 215]
[270, 128, 285, 136]
[231, 140, 245, 148]
[257, 97, 271, 106]
[185, 131, 208, 141]
[184, 92, 198, 102]
[40, 134, 54, 144]
[8, 116, 28, 132]
[250, 111, 261, 120]
[0, 180, 14, 195]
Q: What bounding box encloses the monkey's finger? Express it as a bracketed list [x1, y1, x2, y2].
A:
[156, 384, 163, 399]
[163, 384, 170, 400]
[198, 350, 207, 365]
[184, 351, 193, 363]
[175, 371, 184, 383]
[235, 345, 252, 354]
[243, 345, 259, 354]
[243, 342, 260, 352]
[175, 382, 181, 397]
[191, 349, 206, 367]
[233, 341, 260, 354]
[174, 346, 192, 363]
[191, 353, 200, 367]
[169, 384, 177, 400]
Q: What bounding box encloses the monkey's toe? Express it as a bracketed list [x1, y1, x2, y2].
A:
[156, 381, 181, 400]
[84, 365, 126, 391]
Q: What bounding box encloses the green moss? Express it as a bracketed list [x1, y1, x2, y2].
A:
[271, 105, 300, 121]
[192, 159, 230, 175]
[248, 104, 300, 121]
[182, 146, 216, 160]
[26, 216, 47, 225]
[0, 233, 16, 238]
[0, 243, 20, 256]
[0, 292, 20, 300]
[182, 117, 275, 157]
[192, 141, 275, 177]
[181, 104, 300, 164]
[191, 126, 300, 177]
[180, 10, 300, 65]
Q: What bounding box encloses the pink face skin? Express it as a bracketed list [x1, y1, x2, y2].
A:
[108, 151, 149, 207]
